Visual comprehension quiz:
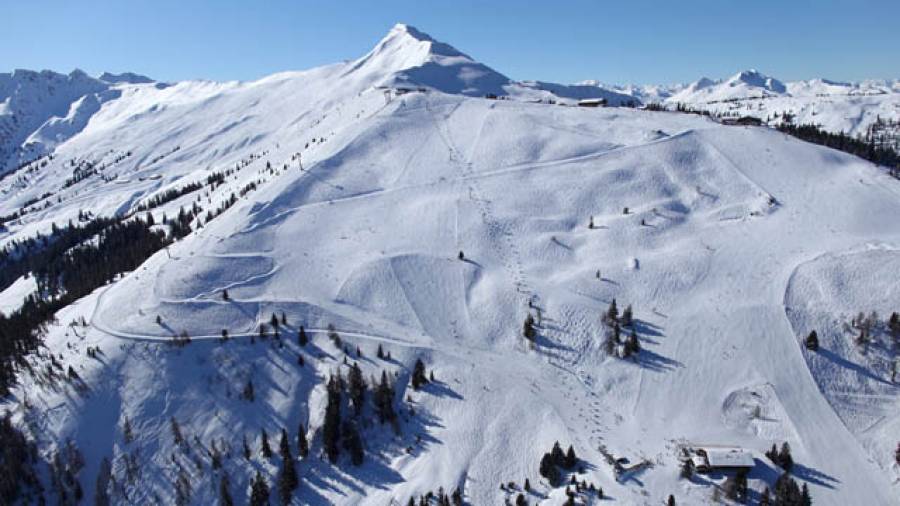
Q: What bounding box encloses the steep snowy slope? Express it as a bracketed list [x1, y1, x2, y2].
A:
[2, 25, 900, 506]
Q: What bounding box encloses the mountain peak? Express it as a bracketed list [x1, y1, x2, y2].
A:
[99, 71, 154, 84]
[727, 69, 785, 93]
[387, 23, 433, 43]
[344, 23, 510, 96]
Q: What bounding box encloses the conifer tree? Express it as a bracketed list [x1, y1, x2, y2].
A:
[249, 471, 270, 506]
[550, 441, 565, 465]
[323, 374, 343, 462]
[342, 421, 364, 465]
[778, 442, 794, 471]
[539, 453, 560, 485]
[278, 428, 298, 504]
[564, 445, 577, 469]
[605, 299, 619, 325]
[348, 362, 367, 416]
[261, 429, 273, 459]
[805, 330, 819, 351]
[374, 370, 397, 423]
[122, 416, 134, 444]
[774, 472, 802, 506]
[624, 328, 641, 357]
[667, 495, 675, 506]
[170, 417, 184, 447]
[219, 474, 235, 506]
[243, 434, 251, 460]
[298, 326, 307, 347]
[377, 344, 385, 359]
[760, 487, 771, 506]
[411, 358, 429, 390]
[888, 312, 900, 345]
[622, 304, 633, 327]
[523, 313, 536, 340]
[800, 483, 812, 506]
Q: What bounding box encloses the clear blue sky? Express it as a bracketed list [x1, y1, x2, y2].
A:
[3, 0, 898, 85]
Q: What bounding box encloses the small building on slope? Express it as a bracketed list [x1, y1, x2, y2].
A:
[578, 98, 608, 108]
[692, 446, 755, 473]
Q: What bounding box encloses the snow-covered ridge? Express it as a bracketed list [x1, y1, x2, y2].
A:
[602, 70, 900, 104]
[0, 22, 639, 177]
[595, 69, 900, 141]
[0, 68, 166, 175]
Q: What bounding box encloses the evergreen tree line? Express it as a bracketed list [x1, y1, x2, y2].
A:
[132, 180, 203, 213]
[777, 123, 900, 175]
[0, 214, 118, 292]
[35, 216, 169, 296]
[0, 212, 189, 395]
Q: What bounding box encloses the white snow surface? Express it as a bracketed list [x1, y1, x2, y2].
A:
[1, 24, 899, 506]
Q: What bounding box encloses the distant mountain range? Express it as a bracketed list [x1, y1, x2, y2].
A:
[1, 24, 898, 176]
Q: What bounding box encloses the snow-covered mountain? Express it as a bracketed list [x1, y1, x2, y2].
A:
[0, 69, 167, 175]
[594, 69, 900, 142]
[1, 23, 899, 506]
[668, 70, 787, 103]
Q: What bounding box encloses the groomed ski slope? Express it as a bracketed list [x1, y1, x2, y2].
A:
[2, 24, 900, 506]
